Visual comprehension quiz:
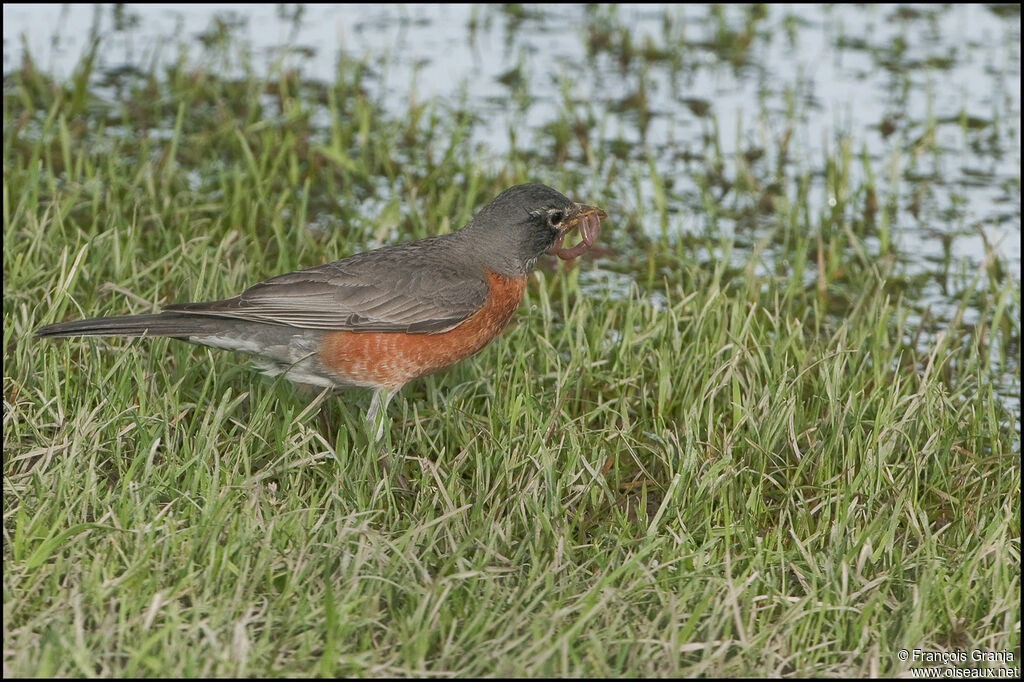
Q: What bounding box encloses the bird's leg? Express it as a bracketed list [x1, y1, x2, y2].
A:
[366, 387, 410, 492]
[366, 387, 393, 442]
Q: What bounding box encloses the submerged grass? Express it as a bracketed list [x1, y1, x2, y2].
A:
[3, 12, 1020, 678]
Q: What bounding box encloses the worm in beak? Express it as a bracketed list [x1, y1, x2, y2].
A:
[546, 204, 606, 260]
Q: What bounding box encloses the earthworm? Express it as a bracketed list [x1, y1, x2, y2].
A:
[547, 211, 602, 260]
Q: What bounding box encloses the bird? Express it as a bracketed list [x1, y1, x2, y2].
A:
[36, 183, 606, 439]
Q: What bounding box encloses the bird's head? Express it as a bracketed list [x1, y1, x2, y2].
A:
[464, 183, 606, 276]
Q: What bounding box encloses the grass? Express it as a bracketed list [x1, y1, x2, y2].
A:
[3, 7, 1021, 677]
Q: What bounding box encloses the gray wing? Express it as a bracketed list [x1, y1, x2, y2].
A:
[165, 239, 489, 334]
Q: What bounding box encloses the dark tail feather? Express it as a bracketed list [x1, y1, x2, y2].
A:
[36, 313, 214, 339]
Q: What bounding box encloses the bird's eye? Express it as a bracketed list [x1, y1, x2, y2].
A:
[547, 211, 565, 228]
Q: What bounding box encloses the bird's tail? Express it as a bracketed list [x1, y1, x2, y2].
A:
[36, 313, 219, 339]
[36, 313, 332, 388]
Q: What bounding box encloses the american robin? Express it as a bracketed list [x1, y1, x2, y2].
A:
[36, 183, 606, 438]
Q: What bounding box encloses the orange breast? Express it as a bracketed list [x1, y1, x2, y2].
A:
[320, 271, 527, 390]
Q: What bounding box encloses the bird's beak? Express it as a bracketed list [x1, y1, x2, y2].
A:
[545, 201, 606, 259]
[560, 203, 607, 237]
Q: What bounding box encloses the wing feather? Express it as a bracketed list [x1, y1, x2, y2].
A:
[165, 237, 489, 334]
